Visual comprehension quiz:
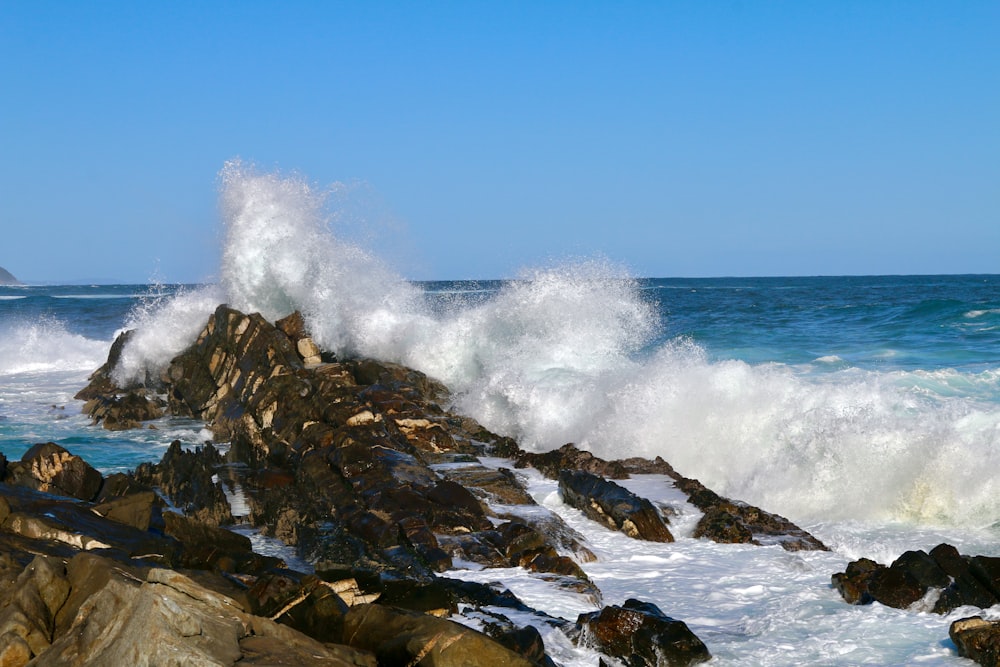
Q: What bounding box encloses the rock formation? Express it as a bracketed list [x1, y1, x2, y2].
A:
[833, 544, 1000, 614]
[0, 304, 838, 664]
[0, 266, 18, 285]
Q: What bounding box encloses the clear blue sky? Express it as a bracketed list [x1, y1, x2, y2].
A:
[2, 1, 997, 283]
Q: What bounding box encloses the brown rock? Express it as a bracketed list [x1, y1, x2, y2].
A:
[558, 470, 673, 542]
[4, 443, 103, 502]
[576, 598, 711, 666]
[950, 616, 1000, 667]
[342, 603, 537, 666]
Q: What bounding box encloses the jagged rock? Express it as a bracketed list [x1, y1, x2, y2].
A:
[342, 602, 537, 666]
[577, 598, 711, 666]
[674, 475, 827, 551]
[133, 440, 232, 526]
[0, 483, 176, 565]
[833, 544, 1000, 613]
[508, 443, 824, 552]
[517, 443, 629, 480]
[76, 330, 167, 429]
[559, 470, 673, 543]
[81, 391, 165, 430]
[950, 616, 1000, 667]
[3, 443, 103, 502]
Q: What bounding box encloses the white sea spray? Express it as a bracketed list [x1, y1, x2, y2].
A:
[112, 283, 223, 386]
[110, 163, 1000, 530]
[0, 316, 107, 375]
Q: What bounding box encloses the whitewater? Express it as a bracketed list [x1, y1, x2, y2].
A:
[3, 161, 1000, 664]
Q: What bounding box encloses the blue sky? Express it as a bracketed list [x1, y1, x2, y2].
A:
[1, 1, 997, 283]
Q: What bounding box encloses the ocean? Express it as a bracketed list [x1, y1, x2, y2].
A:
[2, 165, 999, 664]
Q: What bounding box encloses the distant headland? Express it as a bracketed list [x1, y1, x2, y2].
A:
[0, 266, 19, 285]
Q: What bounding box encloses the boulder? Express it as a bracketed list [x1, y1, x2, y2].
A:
[0, 555, 69, 660]
[559, 470, 673, 542]
[833, 544, 1000, 613]
[3, 443, 103, 501]
[576, 598, 711, 666]
[37, 564, 376, 666]
[342, 603, 537, 666]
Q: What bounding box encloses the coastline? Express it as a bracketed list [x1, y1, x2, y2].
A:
[2, 303, 998, 665]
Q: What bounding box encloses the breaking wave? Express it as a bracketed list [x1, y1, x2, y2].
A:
[113, 162, 1000, 527]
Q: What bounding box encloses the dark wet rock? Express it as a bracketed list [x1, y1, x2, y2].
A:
[950, 616, 1000, 667]
[76, 330, 167, 429]
[577, 598, 711, 666]
[559, 470, 674, 543]
[673, 475, 827, 551]
[248, 572, 354, 643]
[81, 391, 165, 430]
[442, 465, 536, 506]
[162, 510, 281, 575]
[831, 557, 882, 605]
[516, 443, 629, 480]
[504, 441, 824, 552]
[468, 608, 560, 667]
[133, 440, 233, 526]
[342, 602, 537, 666]
[833, 544, 1000, 613]
[928, 543, 1000, 613]
[3, 442, 103, 502]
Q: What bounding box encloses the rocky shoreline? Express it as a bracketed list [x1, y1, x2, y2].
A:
[0, 304, 996, 665]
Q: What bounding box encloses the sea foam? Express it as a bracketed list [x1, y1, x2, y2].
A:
[0, 317, 107, 375]
[113, 163, 1000, 528]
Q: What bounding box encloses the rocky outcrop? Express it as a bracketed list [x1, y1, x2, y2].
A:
[518, 442, 826, 552]
[833, 544, 1000, 613]
[75, 330, 166, 430]
[577, 599, 711, 666]
[0, 266, 18, 285]
[50, 304, 847, 663]
[672, 475, 827, 551]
